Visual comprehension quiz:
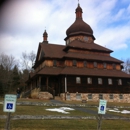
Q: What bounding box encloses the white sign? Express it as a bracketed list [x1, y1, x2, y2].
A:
[98, 99, 107, 114]
[3, 94, 17, 112]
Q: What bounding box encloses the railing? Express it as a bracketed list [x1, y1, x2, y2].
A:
[21, 89, 31, 98]
[48, 86, 55, 99]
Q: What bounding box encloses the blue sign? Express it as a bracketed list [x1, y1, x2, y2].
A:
[98, 100, 107, 114]
[3, 94, 17, 112]
[100, 105, 104, 111]
[6, 103, 13, 110]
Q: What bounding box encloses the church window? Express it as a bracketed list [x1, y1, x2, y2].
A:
[109, 94, 113, 99]
[87, 77, 92, 84]
[108, 78, 112, 85]
[83, 61, 87, 67]
[53, 60, 57, 66]
[103, 63, 107, 69]
[76, 93, 81, 100]
[98, 78, 102, 84]
[73, 60, 77, 66]
[113, 63, 116, 69]
[94, 62, 97, 68]
[88, 94, 92, 99]
[118, 79, 122, 85]
[99, 94, 103, 99]
[76, 77, 81, 84]
[119, 94, 123, 99]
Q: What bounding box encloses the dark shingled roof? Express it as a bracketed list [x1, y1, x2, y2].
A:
[66, 19, 93, 36]
[64, 40, 113, 52]
[64, 52, 123, 63]
[30, 67, 130, 78]
[60, 67, 130, 78]
[40, 43, 66, 58]
[37, 67, 62, 75]
[37, 40, 122, 64]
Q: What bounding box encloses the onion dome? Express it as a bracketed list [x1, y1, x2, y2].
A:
[66, 4, 95, 40]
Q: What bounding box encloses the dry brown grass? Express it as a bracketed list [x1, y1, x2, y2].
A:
[30, 88, 40, 99]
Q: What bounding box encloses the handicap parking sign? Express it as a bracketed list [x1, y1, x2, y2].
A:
[6, 103, 13, 110]
[98, 100, 107, 114]
[100, 105, 104, 111]
[3, 94, 17, 112]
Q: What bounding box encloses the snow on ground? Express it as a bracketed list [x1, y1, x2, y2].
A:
[46, 107, 75, 114]
[46, 107, 130, 114]
[107, 108, 130, 114]
[121, 110, 130, 114]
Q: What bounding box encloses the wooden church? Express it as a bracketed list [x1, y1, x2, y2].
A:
[26, 4, 130, 102]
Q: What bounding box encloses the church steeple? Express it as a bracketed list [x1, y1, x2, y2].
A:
[43, 30, 48, 43]
[76, 3, 83, 19]
[65, 3, 95, 43]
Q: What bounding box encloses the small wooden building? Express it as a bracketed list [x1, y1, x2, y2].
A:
[27, 4, 130, 102]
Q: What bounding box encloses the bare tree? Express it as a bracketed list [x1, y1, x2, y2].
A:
[21, 51, 30, 70]
[0, 53, 19, 71]
[28, 51, 36, 67]
[122, 58, 130, 74]
[21, 51, 36, 71]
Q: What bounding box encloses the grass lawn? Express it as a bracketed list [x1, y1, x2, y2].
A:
[0, 119, 130, 130]
[0, 105, 92, 116]
[0, 98, 130, 130]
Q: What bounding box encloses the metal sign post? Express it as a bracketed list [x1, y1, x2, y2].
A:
[3, 94, 17, 130]
[97, 99, 107, 130]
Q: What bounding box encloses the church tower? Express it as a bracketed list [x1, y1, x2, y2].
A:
[65, 3, 95, 45]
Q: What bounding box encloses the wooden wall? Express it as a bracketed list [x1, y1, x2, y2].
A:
[61, 76, 130, 94]
[34, 59, 121, 73]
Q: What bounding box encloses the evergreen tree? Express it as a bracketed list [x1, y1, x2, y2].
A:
[11, 65, 21, 92]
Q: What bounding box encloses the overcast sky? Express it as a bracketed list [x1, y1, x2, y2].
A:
[0, 0, 130, 61]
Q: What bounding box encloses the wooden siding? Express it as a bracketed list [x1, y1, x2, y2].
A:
[62, 76, 130, 94]
[34, 59, 121, 72]
[97, 63, 103, 69]
[65, 60, 73, 66]
[116, 64, 121, 70]
[46, 60, 53, 67]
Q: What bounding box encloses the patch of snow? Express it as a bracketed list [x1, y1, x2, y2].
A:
[114, 108, 119, 111]
[108, 109, 120, 113]
[46, 107, 75, 114]
[121, 110, 130, 114]
[107, 108, 130, 114]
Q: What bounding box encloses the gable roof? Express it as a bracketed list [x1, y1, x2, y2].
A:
[40, 43, 65, 58]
